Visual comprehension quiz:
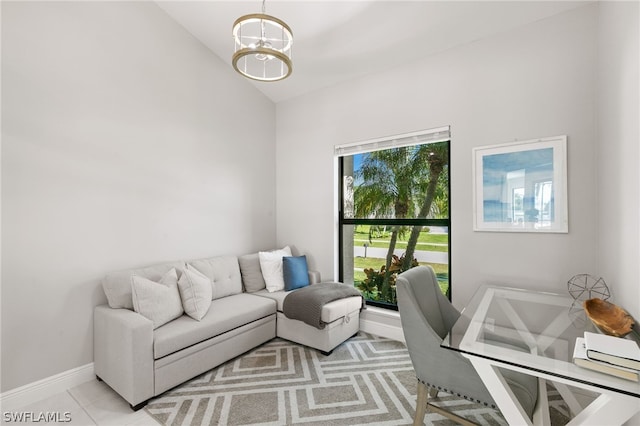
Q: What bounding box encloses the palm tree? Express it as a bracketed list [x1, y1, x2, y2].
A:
[354, 142, 448, 301]
[354, 147, 412, 301]
[401, 143, 448, 270]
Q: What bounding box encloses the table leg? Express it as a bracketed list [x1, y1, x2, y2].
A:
[468, 356, 640, 426]
[566, 393, 640, 426]
[468, 357, 541, 426]
[551, 382, 584, 417]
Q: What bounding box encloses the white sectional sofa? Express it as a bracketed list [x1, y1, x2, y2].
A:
[94, 249, 362, 410]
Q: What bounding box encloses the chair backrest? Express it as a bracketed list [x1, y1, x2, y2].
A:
[398, 266, 459, 338]
[396, 266, 495, 404]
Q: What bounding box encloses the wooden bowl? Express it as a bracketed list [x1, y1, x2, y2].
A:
[583, 298, 635, 337]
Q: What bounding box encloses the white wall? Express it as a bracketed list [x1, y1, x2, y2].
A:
[277, 4, 599, 310]
[1, 1, 276, 392]
[596, 12, 639, 424]
[597, 2, 640, 321]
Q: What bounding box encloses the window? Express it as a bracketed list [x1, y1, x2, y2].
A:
[336, 127, 451, 310]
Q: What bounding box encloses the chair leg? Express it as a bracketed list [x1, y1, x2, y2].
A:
[421, 383, 478, 426]
[414, 381, 428, 426]
[415, 381, 478, 426]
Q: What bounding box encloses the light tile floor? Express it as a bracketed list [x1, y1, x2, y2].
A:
[6, 380, 158, 426]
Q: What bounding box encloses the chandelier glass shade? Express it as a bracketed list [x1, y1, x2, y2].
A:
[232, 6, 293, 82]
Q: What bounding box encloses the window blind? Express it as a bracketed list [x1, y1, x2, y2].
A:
[334, 126, 450, 157]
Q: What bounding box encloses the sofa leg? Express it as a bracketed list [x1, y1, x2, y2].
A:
[95, 375, 103, 382]
[320, 349, 333, 356]
[130, 401, 147, 411]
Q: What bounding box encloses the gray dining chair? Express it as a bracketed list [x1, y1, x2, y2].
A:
[396, 266, 538, 425]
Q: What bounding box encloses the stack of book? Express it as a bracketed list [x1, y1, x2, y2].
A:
[572, 331, 640, 382]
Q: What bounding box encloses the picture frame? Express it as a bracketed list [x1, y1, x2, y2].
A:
[473, 135, 568, 233]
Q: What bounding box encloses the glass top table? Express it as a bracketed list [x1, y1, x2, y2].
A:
[441, 285, 640, 425]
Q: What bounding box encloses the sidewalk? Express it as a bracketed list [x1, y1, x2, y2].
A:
[353, 246, 448, 264]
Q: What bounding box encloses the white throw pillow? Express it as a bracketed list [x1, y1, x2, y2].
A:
[178, 266, 213, 321]
[259, 246, 292, 293]
[131, 268, 183, 329]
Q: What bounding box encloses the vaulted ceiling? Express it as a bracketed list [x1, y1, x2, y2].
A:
[157, 1, 591, 103]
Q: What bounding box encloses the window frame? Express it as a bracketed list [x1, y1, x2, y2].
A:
[336, 130, 452, 310]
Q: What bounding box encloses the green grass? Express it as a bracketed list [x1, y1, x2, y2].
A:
[352, 256, 449, 295]
[353, 225, 449, 252]
[353, 256, 447, 273]
[350, 225, 451, 298]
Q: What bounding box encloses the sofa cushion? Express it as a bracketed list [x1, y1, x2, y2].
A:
[254, 289, 361, 323]
[153, 293, 276, 359]
[238, 253, 266, 293]
[131, 268, 184, 329]
[187, 256, 242, 300]
[283, 256, 310, 291]
[178, 267, 212, 321]
[102, 261, 185, 309]
[259, 246, 292, 293]
[254, 289, 289, 311]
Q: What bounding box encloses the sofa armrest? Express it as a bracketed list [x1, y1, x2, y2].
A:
[94, 305, 154, 407]
[308, 270, 321, 284]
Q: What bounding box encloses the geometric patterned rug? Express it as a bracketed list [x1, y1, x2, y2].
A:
[145, 332, 570, 425]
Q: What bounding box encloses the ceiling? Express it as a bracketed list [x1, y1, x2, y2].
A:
[157, 1, 591, 103]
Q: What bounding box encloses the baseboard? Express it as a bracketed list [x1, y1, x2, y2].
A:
[360, 318, 405, 343]
[0, 363, 95, 412]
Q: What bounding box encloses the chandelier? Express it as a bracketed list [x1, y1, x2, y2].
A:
[232, 0, 293, 82]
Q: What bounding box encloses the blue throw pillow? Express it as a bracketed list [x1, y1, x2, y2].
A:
[283, 255, 310, 291]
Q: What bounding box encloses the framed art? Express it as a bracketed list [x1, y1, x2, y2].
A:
[473, 135, 568, 233]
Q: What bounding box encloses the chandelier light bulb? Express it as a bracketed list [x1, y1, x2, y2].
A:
[253, 40, 275, 61]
